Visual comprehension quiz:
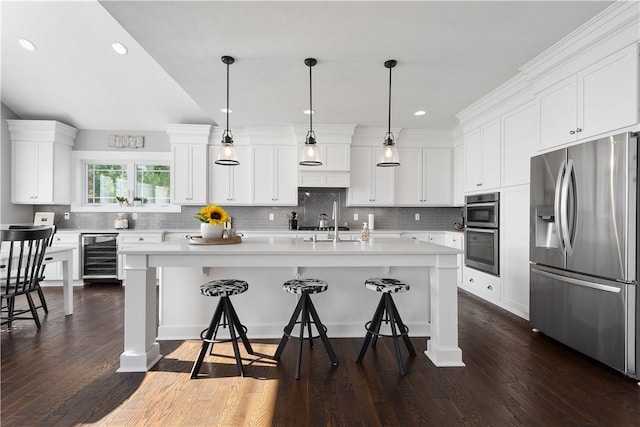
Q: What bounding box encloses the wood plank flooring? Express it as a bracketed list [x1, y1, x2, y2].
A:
[2, 284, 639, 426]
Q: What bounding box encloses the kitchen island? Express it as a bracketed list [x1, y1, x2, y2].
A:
[118, 236, 464, 372]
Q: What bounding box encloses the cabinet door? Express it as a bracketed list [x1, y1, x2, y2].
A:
[252, 146, 297, 205]
[273, 146, 297, 205]
[501, 185, 530, 317]
[372, 153, 395, 205]
[210, 146, 252, 204]
[538, 76, 578, 150]
[502, 101, 536, 187]
[394, 148, 422, 205]
[480, 119, 501, 190]
[12, 141, 54, 204]
[171, 144, 207, 205]
[579, 44, 639, 138]
[348, 147, 374, 205]
[423, 148, 452, 205]
[453, 145, 464, 205]
[464, 129, 482, 192]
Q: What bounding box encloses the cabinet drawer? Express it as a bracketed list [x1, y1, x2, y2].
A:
[51, 233, 80, 245]
[463, 267, 501, 301]
[119, 233, 163, 244]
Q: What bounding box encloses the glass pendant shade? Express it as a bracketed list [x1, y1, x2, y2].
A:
[216, 132, 238, 165]
[215, 55, 239, 166]
[300, 131, 322, 166]
[299, 57, 323, 166]
[377, 132, 400, 167]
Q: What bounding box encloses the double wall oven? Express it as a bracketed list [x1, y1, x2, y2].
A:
[464, 192, 500, 276]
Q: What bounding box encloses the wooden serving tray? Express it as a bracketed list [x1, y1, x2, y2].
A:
[186, 235, 242, 245]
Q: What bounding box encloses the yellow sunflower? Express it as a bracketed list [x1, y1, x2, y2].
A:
[195, 205, 230, 225]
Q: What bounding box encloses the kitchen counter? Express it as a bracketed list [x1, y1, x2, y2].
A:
[118, 236, 464, 372]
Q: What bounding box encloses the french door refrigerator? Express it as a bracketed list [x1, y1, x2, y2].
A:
[529, 131, 638, 379]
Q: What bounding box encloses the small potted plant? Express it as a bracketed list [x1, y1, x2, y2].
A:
[196, 204, 230, 239]
[133, 196, 143, 207]
[116, 196, 128, 207]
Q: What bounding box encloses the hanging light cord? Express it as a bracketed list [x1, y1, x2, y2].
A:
[225, 60, 230, 134]
[387, 63, 392, 136]
[309, 62, 313, 135]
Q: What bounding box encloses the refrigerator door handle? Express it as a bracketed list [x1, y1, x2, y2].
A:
[554, 161, 567, 253]
[561, 159, 575, 255]
[531, 267, 622, 293]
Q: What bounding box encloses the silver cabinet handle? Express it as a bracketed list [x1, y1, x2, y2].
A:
[469, 278, 475, 283]
[487, 285, 493, 291]
[138, 237, 144, 241]
[576, 128, 582, 133]
[569, 130, 576, 135]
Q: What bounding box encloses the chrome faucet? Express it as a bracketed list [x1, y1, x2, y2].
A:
[331, 200, 339, 243]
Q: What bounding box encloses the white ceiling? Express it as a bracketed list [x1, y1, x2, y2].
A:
[1, 1, 614, 133]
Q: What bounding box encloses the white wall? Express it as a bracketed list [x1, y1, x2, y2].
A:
[0, 103, 33, 227]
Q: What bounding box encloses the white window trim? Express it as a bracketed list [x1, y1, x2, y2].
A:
[70, 151, 181, 213]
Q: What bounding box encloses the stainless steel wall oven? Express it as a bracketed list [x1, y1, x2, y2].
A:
[465, 192, 500, 276]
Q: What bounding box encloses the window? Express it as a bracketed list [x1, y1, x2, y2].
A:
[86, 162, 170, 205]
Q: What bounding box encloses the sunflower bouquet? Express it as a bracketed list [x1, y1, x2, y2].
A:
[195, 204, 230, 225]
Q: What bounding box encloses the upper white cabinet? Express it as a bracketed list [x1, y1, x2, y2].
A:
[347, 147, 394, 206]
[395, 148, 452, 206]
[502, 100, 537, 187]
[167, 124, 211, 205]
[8, 120, 77, 205]
[297, 144, 351, 188]
[252, 145, 297, 205]
[538, 43, 639, 150]
[209, 145, 252, 205]
[464, 119, 501, 192]
[453, 144, 464, 205]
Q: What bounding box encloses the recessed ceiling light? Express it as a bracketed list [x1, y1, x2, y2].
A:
[220, 108, 232, 113]
[414, 110, 427, 116]
[18, 38, 36, 52]
[303, 109, 315, 115]
[112, 42, 128, 55]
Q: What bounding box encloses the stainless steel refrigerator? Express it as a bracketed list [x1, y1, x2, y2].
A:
[530, 131, 637, 379]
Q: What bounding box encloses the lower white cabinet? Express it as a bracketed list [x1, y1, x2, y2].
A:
[462, 266, 502, 303]
[42, 232, 80, 282]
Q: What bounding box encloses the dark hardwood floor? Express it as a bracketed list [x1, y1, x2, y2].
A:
[2, 284, 639, 426]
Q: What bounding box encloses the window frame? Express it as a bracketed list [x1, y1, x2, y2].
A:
[70, 151, 181, 213]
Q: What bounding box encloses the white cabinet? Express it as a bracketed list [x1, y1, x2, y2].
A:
[453, 145, 464, 206]
[118, 232, 164, 280]
[347, 147, 394, 206]
[464, 119, 501, 192]
[502, 100, 537, 187]
[298, 145, 351, 188]
[42, 232, 80, 282]
[209, 145, 252, 205]
[252, 146, 297, 205]
[462, 267, 502, 303]
[538, 44, 639, 150]
[171, 143, 208, 205]
[395, 148, 452, 206]
[8, 120, 77, 205]
[500, 185, 530, 319]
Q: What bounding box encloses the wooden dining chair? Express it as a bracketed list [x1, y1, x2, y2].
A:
[1, 227, 54, 329]
[8, 225, 56, 314]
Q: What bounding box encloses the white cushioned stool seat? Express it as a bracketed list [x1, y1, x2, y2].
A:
[282, 278, 328, 294]
[200, 279, 248, 297]
[364, 278, 410, 293]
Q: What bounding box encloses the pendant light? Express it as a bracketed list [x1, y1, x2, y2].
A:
[377, 59, 400, 167]
[299, 57, 322, 166]
[215, 55, 239, 166]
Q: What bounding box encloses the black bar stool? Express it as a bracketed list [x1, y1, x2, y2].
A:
[190, 279, 254, 378]
[356, 278, 416, 375]
[273, 278, 339, 379]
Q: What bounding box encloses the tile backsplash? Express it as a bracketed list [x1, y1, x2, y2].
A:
[39, 188, 463, 231]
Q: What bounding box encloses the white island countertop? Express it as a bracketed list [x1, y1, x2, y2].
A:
[118, 236, 464, 372]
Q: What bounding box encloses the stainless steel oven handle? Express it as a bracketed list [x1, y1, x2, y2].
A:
[531, 267, 621, 293]
[554, 161, 566, 253]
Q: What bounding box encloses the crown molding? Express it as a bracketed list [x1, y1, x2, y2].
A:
[166, 123, 211, 145]
[7, 119, 77, 146]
